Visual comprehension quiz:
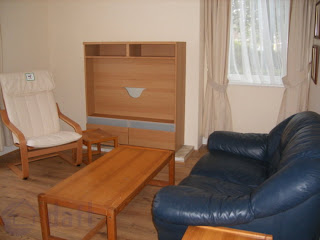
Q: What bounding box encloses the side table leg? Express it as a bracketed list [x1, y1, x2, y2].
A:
[38, 194, 50, 240]
[97, 143, 102, 155]
[114, 137, 119, 148]
[107, 209, 117, 240]
[87, 143, 93, 164]
[169, 153, 175, 185]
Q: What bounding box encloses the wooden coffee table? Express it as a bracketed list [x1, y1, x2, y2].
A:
[82, 128, 119, 164]
[182, 226, 273, 240]
[38, 145, 174, 240]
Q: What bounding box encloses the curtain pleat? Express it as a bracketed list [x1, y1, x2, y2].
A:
[202, 0, 233, 139]
[277, 0, 314, 122]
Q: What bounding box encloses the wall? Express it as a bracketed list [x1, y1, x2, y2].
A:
[47, 0, 202, 149]
[228, 85, 284, 133]
[0, 0, 49, 72]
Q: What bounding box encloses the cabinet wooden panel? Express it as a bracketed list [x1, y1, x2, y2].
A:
[84, 42, 186, 150]
[93, 58, 175, 121]
[129, 128, 175, 150]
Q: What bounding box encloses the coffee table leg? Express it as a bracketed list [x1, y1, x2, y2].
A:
[38, 194, 50, 240]
[107, 209, 117, 240]
[169, 154, 175, 185]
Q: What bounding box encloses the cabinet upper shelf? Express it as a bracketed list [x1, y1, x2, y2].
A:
[84, 42, 178, 58]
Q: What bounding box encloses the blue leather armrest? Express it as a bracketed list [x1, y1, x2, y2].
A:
[153, 186, 254, 226]
[207, 131, 268, 161]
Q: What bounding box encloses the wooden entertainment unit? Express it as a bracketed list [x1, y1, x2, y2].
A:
[84, 42, 186, 150]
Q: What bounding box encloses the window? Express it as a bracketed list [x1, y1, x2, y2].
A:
[228, 0, 290, 86]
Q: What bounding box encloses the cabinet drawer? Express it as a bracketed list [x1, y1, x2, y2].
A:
[86, 123, 128, 144]
[129, 128, 175, 150]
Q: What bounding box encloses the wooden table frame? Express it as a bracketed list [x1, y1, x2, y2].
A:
[182, 226, 273, 240]
[82, 128, 119, 165]
[38, 146, 175, 240]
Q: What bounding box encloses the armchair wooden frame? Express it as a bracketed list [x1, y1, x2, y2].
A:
[0, 104, 83, 179]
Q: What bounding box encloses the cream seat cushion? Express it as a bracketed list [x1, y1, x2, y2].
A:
[27, 131, 81, 148]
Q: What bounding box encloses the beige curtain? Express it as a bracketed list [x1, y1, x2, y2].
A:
[202, 0, 232, 138]
[0, 24, 14, 151]
[277, 0, 315, 122]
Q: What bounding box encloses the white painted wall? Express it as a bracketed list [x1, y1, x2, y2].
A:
[0, 0, 49, 72]
[47, 0, 202, 149]
[228, 85, 284, 133]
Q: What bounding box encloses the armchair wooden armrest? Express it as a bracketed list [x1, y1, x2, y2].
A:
[56, 104, 82, 134]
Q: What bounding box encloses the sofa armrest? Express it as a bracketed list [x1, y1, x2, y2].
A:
[208, 131, 268, 161]
[153, 186, 254, 226]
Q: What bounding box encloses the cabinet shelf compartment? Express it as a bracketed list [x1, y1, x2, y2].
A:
[85, 44, 126, 57]
[129, 44, 175, 57]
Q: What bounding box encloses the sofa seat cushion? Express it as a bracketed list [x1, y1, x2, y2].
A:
[153, 182, 253, 226]
[179, 175, 254, 196]
[27, 131, 82, 148]
[191, 151, 268, 188]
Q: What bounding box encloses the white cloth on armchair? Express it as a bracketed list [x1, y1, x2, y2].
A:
[0, 71, 81, 148]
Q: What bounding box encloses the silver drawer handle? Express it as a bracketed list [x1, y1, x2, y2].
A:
[124, 87, 146, 98]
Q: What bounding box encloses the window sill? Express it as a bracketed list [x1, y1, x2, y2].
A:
[228, 82, 284, 88]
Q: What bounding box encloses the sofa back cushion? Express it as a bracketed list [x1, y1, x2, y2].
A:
[266, 115, 294, 176]
[267, 111, 320, 175]
[252, 111, 320, 218]
[279, 112, 320, 169]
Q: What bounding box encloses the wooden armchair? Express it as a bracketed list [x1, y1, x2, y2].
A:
[0, 71, 82, 179]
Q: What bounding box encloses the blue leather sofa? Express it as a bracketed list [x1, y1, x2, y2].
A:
[152, 111, 320, 240]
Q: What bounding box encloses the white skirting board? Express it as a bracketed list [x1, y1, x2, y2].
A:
[202, 137, 208, 145]
[83, 145, 194, 162]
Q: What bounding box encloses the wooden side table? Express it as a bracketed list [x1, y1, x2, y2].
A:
[82, 128, 119, 164]
[182, 226, 273, 240]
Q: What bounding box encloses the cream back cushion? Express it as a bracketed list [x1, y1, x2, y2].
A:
[0, 71, 60, 143]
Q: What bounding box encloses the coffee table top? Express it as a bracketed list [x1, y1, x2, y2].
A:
[44, 145, 173, 214]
